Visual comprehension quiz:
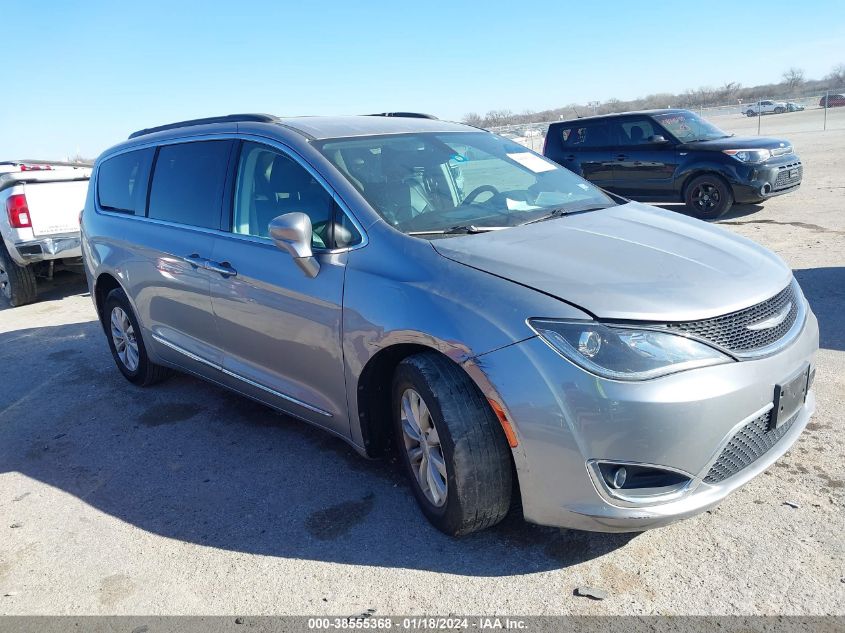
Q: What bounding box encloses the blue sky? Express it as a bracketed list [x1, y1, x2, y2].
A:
[4, 0, 843, 159]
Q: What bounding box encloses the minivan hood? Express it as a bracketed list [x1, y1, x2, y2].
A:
[680, 136, 792, 152]
[431, 202, 792, 322]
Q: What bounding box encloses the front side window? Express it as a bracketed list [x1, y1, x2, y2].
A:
[97, 148, 154, 214]
[315, 132, 614, 235]
[148, 140, 232, 229]
[617, 118, 659, 145]
[232, 142, 359, 249]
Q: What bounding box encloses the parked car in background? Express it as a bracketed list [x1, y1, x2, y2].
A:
[0, 161, 91, 306]
[543, 109, 802, 218]
[819, 93, 845, 108]
[83, 113, 817, 536]
[744, 100, 787, 116]
[786, 102, 805, 112]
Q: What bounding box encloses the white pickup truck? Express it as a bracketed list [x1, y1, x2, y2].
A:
[0, 161, 91, 306]
[744, 100, 787, 116]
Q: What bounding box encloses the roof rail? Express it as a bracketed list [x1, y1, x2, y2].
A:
[367, 112, 438, 120]
[128, 113, 279, 139]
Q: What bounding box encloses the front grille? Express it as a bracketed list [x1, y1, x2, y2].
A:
[773, 162, 802, 190]
[703, 409, 799, 483]
[666, 282, 799, 354]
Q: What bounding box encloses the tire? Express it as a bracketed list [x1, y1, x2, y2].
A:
[103, 287, 172, 386]
[746, 110, 756, 117]
[392, 352, 512, 536]
[684, 174, 734, 220]
[774, 107, 785, 114]
[0, 243, 37, 307]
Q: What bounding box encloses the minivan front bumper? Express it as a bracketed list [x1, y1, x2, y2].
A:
[466, 307, 819, 532]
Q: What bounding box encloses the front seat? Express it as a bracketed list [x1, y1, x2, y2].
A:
[629, 125, 645, 144]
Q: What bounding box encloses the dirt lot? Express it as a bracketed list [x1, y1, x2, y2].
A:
[1, 113, 843, 616]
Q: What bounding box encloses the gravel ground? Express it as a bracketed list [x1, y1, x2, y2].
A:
[0, 113, 843, 616]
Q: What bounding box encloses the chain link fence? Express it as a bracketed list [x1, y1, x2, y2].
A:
[487, 89, 845, 151]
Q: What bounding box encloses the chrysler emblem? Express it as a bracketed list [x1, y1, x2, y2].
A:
[747, 302, 792, 331]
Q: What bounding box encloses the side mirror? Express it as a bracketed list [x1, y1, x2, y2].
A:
[649, 135, 669, 144]
[268, 212, 320, 278]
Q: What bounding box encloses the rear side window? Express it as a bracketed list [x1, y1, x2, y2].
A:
[97, 148, 154, 214]
[560, 122, 613, 149]
[148, 140, 232, 229]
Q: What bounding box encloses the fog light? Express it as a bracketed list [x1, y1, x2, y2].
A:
[608, 466, 627, 489]
[577, 330, 602, 358]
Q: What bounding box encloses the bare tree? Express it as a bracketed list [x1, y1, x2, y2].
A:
[825, 63, 845, 86]
[462, 112, 483, 127]
[782, 67, 805, 91]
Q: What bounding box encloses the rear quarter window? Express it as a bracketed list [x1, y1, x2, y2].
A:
[148, 140, 233, 229]
[97, 148, 154, 214]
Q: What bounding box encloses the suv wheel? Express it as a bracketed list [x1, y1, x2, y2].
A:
[746, 109, 756, 117]
[392, 352, 513, 536]
[103, 288, 172, 386]
[0, 244, 37, 307]
[774, 106, 785, 114]
[685, 174, 734, 219]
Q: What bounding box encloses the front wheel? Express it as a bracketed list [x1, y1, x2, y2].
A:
[0, 244, 37, 307]
[684, 175, 734, 220]
[392, 352, 512, 536]
[746, 110, 756, 117]
[774, 107, 785, 114]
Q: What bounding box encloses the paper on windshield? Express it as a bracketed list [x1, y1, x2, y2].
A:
[506, 152, 557, 173]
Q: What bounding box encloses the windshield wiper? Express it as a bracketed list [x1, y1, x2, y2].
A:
[520, 204, 611, 226]
[407, 224, 509, 235]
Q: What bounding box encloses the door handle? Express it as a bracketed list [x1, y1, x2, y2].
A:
[204, 260, 238, 277]
[181, 254, 205, 268]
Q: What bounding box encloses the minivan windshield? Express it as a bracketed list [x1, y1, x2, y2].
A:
[315, 132, 614, 235]
[652, 111, 731, 143]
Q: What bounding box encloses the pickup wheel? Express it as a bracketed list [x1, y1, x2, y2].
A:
[684, 174, 734, 220]
[392, 352, 513, 536]
[104, 288, 172, 386]
[0, 244, 37, 307]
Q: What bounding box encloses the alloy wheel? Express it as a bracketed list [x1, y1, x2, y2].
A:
[110, 306, 140, 372]
[692, 183, 720, 212]
[400, 388, 448, 507]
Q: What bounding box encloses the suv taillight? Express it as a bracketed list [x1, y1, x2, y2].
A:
[6, 194, 32, 228]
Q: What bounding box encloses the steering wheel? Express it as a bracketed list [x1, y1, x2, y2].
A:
[460, 184, 500, 206]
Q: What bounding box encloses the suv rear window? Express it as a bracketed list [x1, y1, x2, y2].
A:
[97, 148, 154, 214]
[148, 140, 232, 229]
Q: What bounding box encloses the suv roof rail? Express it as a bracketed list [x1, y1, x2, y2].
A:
[367, 112, 438, 119]
[128, 113, 279, 139]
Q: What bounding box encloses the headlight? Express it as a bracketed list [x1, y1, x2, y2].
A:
[723, 149, 772, 163]
[528, 319, 732, 380]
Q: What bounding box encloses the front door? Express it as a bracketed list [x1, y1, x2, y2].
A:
[609, 117, 679, 199]
[207, 140, 359, 436]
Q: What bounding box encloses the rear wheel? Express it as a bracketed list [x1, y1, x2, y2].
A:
[685, 174, 733, 219]
[392, 352, 513, 536]
[0, 244, 37, 307]
[103, 288, 172, 386]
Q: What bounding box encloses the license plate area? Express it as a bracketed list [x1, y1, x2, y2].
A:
[771, 365, 810, 429]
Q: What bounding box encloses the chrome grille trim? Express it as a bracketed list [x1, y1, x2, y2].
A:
[703, 408, 800, 483]
[665, 279, 806, 359]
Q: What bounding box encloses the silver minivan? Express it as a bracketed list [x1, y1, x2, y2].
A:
[81, 114, 818, 535]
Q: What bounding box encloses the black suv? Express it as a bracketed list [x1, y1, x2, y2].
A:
[543, 109, 802, 218]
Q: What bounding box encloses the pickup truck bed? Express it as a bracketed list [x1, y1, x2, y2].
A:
[0, 163, 91, 306]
